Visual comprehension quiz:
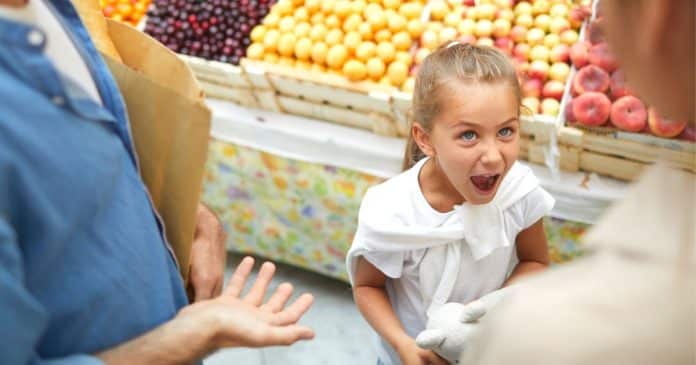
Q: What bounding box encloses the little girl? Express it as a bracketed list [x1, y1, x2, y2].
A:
[347, 43, 555, 365]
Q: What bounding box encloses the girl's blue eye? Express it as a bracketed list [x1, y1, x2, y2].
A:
[461, 131, 477, 141]
[498, 127, 514, 137]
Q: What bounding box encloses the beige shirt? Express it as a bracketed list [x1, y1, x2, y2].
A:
[461, 164, 695, 365]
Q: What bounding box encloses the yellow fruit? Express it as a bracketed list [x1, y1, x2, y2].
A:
[358, 23, 374, 40]
[246, 43, 265, 60]
[379, 77, 392, 87]
[355, 41, 377, 61]
[398, 2, 422, 20]
[429, 1, 448, 21]
[334, 1, 352, 18]
[263, 53, 279, 63]
[415, 47, 430, 64]
[343, 14, 363, 32]
[402, 77, 415, 92]
[382, 0, 400, 10]
[263, 29, 281, 52]
[387, 61, 409, 86]
[366, 57, 386, 80]
[458, 18, 476, 35]
[439, 27, 458, 43]
[406, 19, 424, 38]
[295, 60, 313, 70]
[367, 11, 388, 31]
[325, 28, 344, 46]
[278, 33, 297, 57]
[250, 25, 267, 43]
[294, 7, 309, 22]
[311, 42, 329, 64]
[477, 3, 497, 20]
[326, 14, 341, 28]
[321, 0, 335, 14]
[351, 0, 367, 15]
[279, 57, 295, 67]
[364, 3, 382, 18]
[344, 31, 363, 53]
[278, 17, 296, 33]
[377, 42, 397, 63]
[263, 13, 280, 27]
[310, 24, 328, 41]
[375, 29, 392, 43]
[420, 29, 439, 50]
[343, 60, 367, 81]
[444, 12, 460, 28]
[327, 44, 349, 69]
[273, 0, 294, 16]
[427, 21, 443, 33]
[392, 31, 412, 51]
[387, 14, 407, 33]
[395, 51, 412, 67]
[294, 22, 311, 38]
[305, 0, 321, 14]
[294, 38, 313, 60]
[310, 12, 325, 24]
[311, 63, 326, 73]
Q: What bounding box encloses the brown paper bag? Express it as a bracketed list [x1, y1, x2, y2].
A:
[101, 19, 212, 281]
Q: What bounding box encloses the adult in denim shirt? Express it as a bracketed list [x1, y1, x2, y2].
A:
[0, 0, 314, 364]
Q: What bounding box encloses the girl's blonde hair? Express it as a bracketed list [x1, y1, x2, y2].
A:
[402, 42, 522, 170]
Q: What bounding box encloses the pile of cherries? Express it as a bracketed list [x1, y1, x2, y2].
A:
[144, 0, 275, 65]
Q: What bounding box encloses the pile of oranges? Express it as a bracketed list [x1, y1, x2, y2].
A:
[101, 0, 150, 26]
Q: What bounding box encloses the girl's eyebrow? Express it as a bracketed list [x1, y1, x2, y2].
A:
[452, 117, 519, 128]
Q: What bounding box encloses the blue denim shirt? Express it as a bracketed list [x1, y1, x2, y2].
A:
[0, 1, 189, 364]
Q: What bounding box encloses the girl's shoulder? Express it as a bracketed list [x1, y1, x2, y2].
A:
[359, 165, 419, 218]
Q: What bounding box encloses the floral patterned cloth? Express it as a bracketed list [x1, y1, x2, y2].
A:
[202, 139, 590, 282]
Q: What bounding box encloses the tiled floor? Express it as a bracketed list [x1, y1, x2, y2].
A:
[204, 253, 378, 365]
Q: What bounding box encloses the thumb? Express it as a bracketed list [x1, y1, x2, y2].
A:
[416, 329, 445, 349]
[460, 300, 486, 323]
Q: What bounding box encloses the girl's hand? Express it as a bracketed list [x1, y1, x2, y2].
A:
[396, 337, 450, 365]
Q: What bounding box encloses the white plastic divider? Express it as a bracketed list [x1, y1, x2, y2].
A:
[207, 99, 628, 224]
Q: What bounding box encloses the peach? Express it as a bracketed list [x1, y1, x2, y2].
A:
[542, 80, 565, 101]
[609, 70, 632, 100]
[494, 37, 514, 55]
[648, 108, 688, 138]
[589, 42, 619, 73]
[528, 60, 550, 80]
[569, 41, 590, 68]
[568, 5, 591, 29]
[523, 78, 543, 98]
[610, 96, 647, 132]
[573, 92, 611, 127]
[549, 44, 570, 63]
[459, 34, 477, 45]
[565, 97, 576, 122]
[678, 126, 696, 142]
[586, 19, 605, 44]
[573, 65, 610, 94]
[513, 43, 531, 61]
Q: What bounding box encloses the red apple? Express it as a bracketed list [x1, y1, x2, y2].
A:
[586, 18, 605, 44]
[513, 43, 531, 61]
[528, 60, 550, 80]
[463, 0, 476, 6]
[523, 78, 543, 98]
[494, 37, 514, 55]
[569, 41, 590, 68]
[678, 126, 696, 142]
[648, 108, 688, 138]
[610, 96, 647, 132]
[573, 64, 610, 94]
[573, 91, 611, 126]
[609, 69, 632, 100]
[510, 25, 528, 43]
[542, 80, 565, 101]
[589, 42, 619, 72]
[549, 44, 570, 63]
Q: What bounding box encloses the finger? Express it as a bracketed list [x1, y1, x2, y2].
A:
[212, 279, 223, 298]
[260, 282, 294, 313]
[243, 261, 276, 306]
[272, 293, 314, 326]
[194, 281, 215, 302]
[223, 256, 255, 298]
[426, 352, 449, 365]
[252, 325, 315, 347]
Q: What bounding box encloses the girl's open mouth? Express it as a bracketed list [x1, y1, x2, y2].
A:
[470, 174, 500, 195]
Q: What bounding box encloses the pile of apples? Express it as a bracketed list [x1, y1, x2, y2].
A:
[566, 18, 692, 140]
[409, 0, 592, 117]
[245, 0, 427, 90]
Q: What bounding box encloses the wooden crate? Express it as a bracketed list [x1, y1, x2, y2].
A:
[179, 55, 257, 107]
[241, 60, 402, 136]
[558, 126, 696, 181]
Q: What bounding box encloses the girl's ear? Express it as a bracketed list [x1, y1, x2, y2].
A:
[413, 122, 436, 157]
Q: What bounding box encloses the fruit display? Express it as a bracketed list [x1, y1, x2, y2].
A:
[408, 0, 592, 117]
[101, 0, 150, 26]
[565, 17, 692, 140]
[245, 0, 427, 90]
[144, 0, 277, 65]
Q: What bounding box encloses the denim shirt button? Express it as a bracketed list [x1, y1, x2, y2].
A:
[27, 29, 45, 47]
[51, 95, 66, 106]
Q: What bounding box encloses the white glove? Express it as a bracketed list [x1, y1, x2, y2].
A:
[415, 287, 515, 364]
